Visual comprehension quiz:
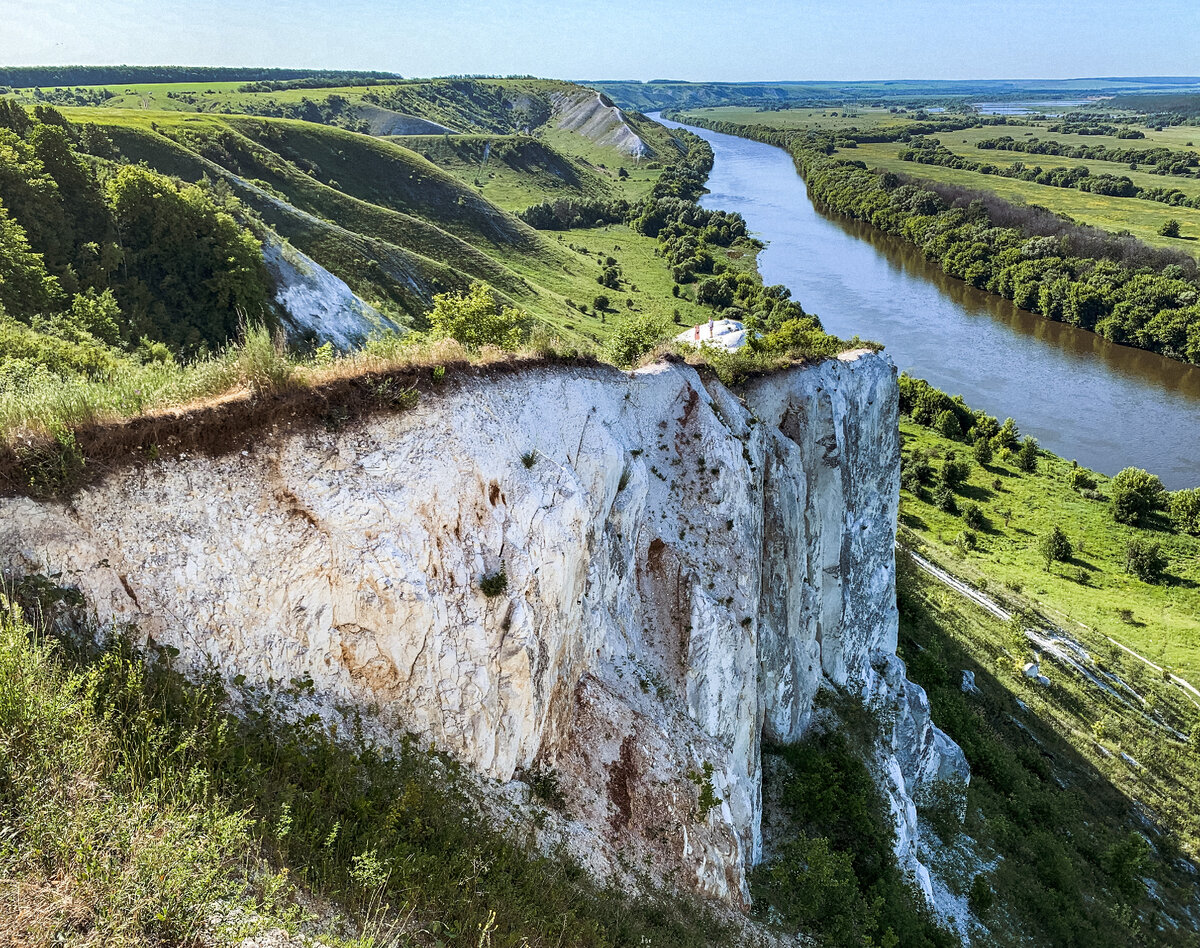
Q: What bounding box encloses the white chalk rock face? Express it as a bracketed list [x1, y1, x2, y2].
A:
[263, 236, 399, 349]
[0, 351, 966, 909]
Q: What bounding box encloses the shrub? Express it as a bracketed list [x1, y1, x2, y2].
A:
[968, 874, 994, 917]
[934, 409, 962, 440]
[955, 529, 978, 552]
[1015, 436, 1039, 473]
[939, 454, 971, 491]
[428, 284, 531, 351]
[934, 486, 959, 514]
[593, 293, 610, 311]
[1168, 487, 1200, 534]
[479, 568, 509, 597]
[1124, 538, 1168, 583]
[604, 313, 671, 367]
[972, 436, 993, 466]
[962, 502, 987, 531]
[1159, 219, 1182, 238]
[1067, 468, 1097, 491]
[1039, 525, 1073, 567]
[1110, 467, 1165, 525]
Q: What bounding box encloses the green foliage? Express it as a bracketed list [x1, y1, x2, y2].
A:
[1015, 436, 1039, 473]
[1124, 538, 1168, 583]
[939, 453, 971, 491]
[1040, 525, 1074, 567]
[479, 568, 509, 597]
[934, 408, 962, 440]
[236, 322, 296, 395]
[604, 312, 671, 367]
[962, 502, 987, 531]
[1110, 466, 1166, 525]
[427, 283, 531, 351]
[753, 729, 954, 948]
[1159, 218, 1182, 238]
[972, 435, 994, 466]
[1168, 487, 1200, 534]
[107, 165, 271, 351]
[1067, 467, 1098, 492]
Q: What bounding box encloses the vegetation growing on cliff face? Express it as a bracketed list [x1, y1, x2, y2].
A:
[0, 580, 734, 947]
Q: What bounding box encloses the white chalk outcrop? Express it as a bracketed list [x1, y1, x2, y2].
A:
[550, 90, 650, 158]
[0, 351, 966, 909]
[263, 237, 400, 349]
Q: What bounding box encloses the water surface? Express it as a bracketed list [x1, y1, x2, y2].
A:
[653, 113, 1200, 488]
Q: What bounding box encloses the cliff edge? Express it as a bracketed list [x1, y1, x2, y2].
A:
[0, 351, 967, 910]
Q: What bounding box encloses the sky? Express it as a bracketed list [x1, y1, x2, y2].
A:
[1, 0, 1197, 82]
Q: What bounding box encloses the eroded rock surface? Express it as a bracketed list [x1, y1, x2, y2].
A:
[0, 351, 966, 907]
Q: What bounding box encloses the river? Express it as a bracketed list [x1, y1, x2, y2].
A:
[652, 113, 1200, 489]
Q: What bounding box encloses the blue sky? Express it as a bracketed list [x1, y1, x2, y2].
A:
[1, 0, 1196, 81]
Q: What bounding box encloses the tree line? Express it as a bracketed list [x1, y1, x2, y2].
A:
[673, 113, 1200, 365]
[899, 137, 1200, 210]
[976, 136, 1199, 177]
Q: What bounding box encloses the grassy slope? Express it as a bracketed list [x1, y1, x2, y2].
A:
[49, 79, 695, 344]
[898, 562, 1200, 946]
[898, 419, 1200, 685]
[683, 106, 1200, 255]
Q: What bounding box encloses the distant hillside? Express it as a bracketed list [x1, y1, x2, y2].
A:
[588, 77, 1200, 112]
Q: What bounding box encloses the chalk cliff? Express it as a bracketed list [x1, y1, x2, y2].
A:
[0, 351, 967, 907]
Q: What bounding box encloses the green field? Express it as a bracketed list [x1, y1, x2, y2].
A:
[898, 418, 1200, 685]
[683, 106, 1200, 255]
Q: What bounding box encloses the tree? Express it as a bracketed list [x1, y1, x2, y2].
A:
[428, 283, 531, 351]
[1039, 525, 1073, 568]
[972, 436, 993, 466]
[934, 409, 962, 440]
[995, 417, 1020, 450]
[1168, 488, 1200, 535]
[1124, 538, 1168, 583]
[1159, 219, 1181, 238]
[1110, 467, 1165, 525]
[1015, 437, 1039, 473]
[107, 165, 269, 351]
[939, 453, 971, 491]
[593, 294, 610, 311]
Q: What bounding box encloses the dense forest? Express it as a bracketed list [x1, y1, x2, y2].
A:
[673, 113, 1200, 365]
[0, 99, 272, 392]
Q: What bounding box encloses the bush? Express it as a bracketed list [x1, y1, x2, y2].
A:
[934, 408, 962, 440]
[604, 313, 671, 367]
[972, 436, 993, 466]
[593, 293, 610, 311]
[1015, 436, 1039, 473]
[955, 529, 978, 552]
[939, 453, 971, 491]
[962, 502, 987, 531]
[1168, 487, 1200, 534]
[1159, 219, 1182, 238]
[1067, 468, 1098, 491]
[1124, 538, 1168, 583]
[479, 568, 509, 597]
[1110, 467, 1166, 525]
[934, 486, 959, 514]
[1039, 525, 1073, 567]
[428, 283, 531, 351]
